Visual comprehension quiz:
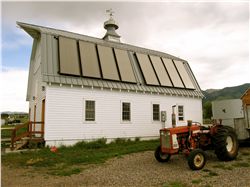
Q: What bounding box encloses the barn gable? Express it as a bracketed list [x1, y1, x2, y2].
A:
[17, 21, 203, 100]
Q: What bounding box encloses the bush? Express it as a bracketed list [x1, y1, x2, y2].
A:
[74, 138, 107, 149]
[113, 138, 127, 144]
[135, 137, 140, 142]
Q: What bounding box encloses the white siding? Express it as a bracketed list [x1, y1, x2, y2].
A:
[45, 86, 202, 145]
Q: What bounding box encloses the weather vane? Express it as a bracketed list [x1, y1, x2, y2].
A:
[106, 8, 114, 18]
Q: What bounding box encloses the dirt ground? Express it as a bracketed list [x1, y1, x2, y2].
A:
[2, 147, 250, 187]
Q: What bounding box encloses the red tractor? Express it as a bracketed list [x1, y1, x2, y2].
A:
[155, 117, 239, 170]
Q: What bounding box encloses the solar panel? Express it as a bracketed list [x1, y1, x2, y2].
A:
[149, 55, 172, 87]
[58, 37, 81, 76]
[114, 49, 136, 83]
[97, 45, 120, 81]
[173, 60, 195, 89]
[162, 58, 184, 88]
[136, 53, 159, 85]
[79, 41, 101, 78]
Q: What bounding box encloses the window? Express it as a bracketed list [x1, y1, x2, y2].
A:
[153, 104, 160, 121]
[85, 100, 95, 121]
[178, 105, 184, 121]
[122, 102, 131, 121]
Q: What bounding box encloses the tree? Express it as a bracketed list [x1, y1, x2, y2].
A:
[203, 101, 212, 119]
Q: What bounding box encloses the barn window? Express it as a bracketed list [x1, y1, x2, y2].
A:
[85, 100, 95, 121]
[178, 105, 184, 121]
[122, 102, 131, 121]
[153, 104, 160, 121]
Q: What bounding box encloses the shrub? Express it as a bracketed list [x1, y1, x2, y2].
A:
[74, 138, 107, 149]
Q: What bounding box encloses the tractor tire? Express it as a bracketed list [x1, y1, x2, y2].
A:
[188, 149, 207, 170]
[154, 146, 171, 162]
[213, 126, 239, 161]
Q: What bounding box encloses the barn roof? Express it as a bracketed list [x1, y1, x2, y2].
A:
[17, 21, 203, 98]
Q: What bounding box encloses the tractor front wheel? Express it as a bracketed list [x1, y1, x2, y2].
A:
[154, 146, 171, 162]
[188, 149, 207, 170]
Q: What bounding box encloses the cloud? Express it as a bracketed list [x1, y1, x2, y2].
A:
[1, 1, 249, 112]
[0, 68, 29, 112]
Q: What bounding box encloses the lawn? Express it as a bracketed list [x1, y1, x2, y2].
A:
[2, 138, 159, 176]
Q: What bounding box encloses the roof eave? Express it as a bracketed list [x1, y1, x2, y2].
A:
[17, 21, 41, 39]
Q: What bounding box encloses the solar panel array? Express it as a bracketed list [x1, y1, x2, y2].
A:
[149, 55, 172, 87]
[58, 36, 195, 90]
[79, 41, 101, 78]
[59, 37, 81, 76]
[136, 53, 159, 86]
[114, 49, 136, 83]
[97, 45, 120, 81]
[162, 58, 184, 88]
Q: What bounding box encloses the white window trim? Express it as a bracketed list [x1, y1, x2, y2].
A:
[177, 104, 185, 122]
[151, 102, 161, 123]
[83, 98, 96, 124]
[120, 100, 132, 124]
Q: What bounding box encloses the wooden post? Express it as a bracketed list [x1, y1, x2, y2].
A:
[11, 128, 16, 150]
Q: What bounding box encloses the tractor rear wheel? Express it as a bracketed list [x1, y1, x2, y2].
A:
[154, 146, 171, 162]
[213, 126, 239, 161]
[188, 149, 207, 170]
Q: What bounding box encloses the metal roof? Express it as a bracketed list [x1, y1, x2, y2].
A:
[17, 21, 204, 98]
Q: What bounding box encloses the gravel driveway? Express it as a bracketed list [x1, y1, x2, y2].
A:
[2, 148, 250, 187]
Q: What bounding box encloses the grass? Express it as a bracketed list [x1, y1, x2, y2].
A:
[191, 179, 202, 184]
[163, 181, 187, 187]
[232, 162, 250, 168]
[1, 124, 28, 139]
[212, 163, 233, 170]
[2, 138, 159, 176]
[241, 151, 250, 156]
[202, 169, 219, 177]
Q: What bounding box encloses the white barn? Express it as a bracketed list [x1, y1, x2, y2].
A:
[18, 15, 203, 146]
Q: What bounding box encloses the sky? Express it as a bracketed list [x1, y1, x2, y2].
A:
[1, 1, 250, 112]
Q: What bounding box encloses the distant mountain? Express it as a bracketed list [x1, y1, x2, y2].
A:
[204, 89, 220, 94]
[1, 111, 28, 115]
[203, 83, 250, 103]
[202, 83, 250, 119]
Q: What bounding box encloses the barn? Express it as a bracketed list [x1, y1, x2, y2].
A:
[18, 14, 203, 146]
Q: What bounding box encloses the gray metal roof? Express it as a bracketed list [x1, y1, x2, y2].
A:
[17, 21, 203, 98]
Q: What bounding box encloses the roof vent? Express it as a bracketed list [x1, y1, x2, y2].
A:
[103, 9, 121, 43]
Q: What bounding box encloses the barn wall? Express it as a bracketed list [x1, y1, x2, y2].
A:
[28, 37, 46, 132]
[45, 85, 202, 146]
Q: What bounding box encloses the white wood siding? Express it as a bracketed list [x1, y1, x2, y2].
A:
[45, 86, 202, 146]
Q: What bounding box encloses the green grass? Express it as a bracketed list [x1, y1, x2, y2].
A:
[241, 151, 250, 156]
[232, 162, 250, 168]
[163, 181, 187, 187]
[202, 168, 211, 172]
[212, 163, 233, 170]
[202, 169, 219, 177]
[191, 179, 202, 184]
[1, 124, 28, 139]
[2, 138, 159, 176]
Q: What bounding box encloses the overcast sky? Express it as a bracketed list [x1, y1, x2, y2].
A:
[1, 1, 250, 112]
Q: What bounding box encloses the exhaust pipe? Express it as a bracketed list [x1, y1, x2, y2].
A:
[172, 105, 176, 128]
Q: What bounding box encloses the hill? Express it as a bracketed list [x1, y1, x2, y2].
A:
[202, 83, 250, 119]
[203, 83, 250, 102]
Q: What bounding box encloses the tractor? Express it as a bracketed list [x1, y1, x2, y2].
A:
[155, 117, 239, 170]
